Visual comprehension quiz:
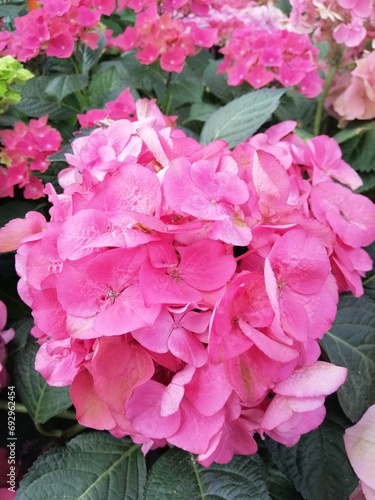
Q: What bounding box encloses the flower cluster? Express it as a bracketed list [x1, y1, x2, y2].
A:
[105, 0, 323, 96]
[0, 300, 15, 391]
[0, 56, 34, 114]
[0, 0, 111, 61]
[0, 115, 62, 199]
[218, 28, 322, 97]
[288, 0, 375, 48]
[106, 3, 219, 73]
[2, 95, 374, 466]
[327, 50, 375, 122]
[287, 0, 375, 120]
[76, 87, 176, 130]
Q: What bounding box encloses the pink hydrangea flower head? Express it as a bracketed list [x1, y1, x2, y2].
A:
[5, 99, 372, 466]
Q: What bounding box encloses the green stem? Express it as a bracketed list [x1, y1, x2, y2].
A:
[0, 400, 29, 414]
[163, 72, 173, 115]
[0, 400, 77, 421]
[34, 422, 63, 438]
[362, 274, 375, 287]
[313, 64, 338, 136]
[34, 422, 86, 439]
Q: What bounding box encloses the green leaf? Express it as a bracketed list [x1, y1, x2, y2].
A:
[203, 60, 248, 103]
[185, 51, 213, 84]
[88, 65, 125, 108]
[16, 432, 146, 500]
[16, 76, 76, 120]
[363, 243, 375, 299]
[334, 120, 375, 144]
[36, 161, 68, 193]
[266, 409, 357, 500]
[145, 448, 270, 499]
[169, 79, 202, 109]
[320, 294, 375, 422]
[184, 102, 219, 123]
[1, 0, 27, 25]
[11, 332, 72, 424]
[8, 317, 32, 359]
[275, 90, 317, 134]
[355, 171, 375, 194]
[340, 126, 375, 173]
[200, 88, 286, 148]
[45, 74, 89, 102]
[267, 468, 303, 500]
[76, 32, 106, 73]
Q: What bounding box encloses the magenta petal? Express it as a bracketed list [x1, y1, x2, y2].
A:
[132, 309, 172, 353]
[71, 366, 116, 431]
[168, 327, 208, 367]
[184, 363, 232, 416]
[178, 239, 236, 291]
[168, 399, 225, 454]
[161, 365, 195, 417]
[58, 209, 125, 260]
[32, 288, 68, 339]
[198, 420, 258, 467]
[94, 285, 161, 336]
[140, 258, 202, 306]
[92, 337, 154, 414]
[268, 229, 330, 295]
[239, 319, 298, 362]
[126, 380, 181, 439]
[225, 348, 283, 406]
[57, 255, 104, 317]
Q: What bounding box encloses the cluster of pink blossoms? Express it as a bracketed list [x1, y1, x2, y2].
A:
[0, 300, 15, 391]
[105, 1, 323, 97]
[1, 93, 375, 466]
[0, 0, 114, 61]
[0, 116, 62, 199]
[217, 29, 322, 97]
[287, 0, 375, 120]
[288, 0, 375, 48]
[106, 3, 219, 73]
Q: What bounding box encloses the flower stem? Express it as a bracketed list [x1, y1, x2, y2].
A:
[163, 72, 173, 115]
[313, 64, 337, 136]
[0, 400, 77, 420]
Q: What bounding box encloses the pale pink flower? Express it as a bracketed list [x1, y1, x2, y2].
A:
[333, 51, 375, 121]
[344, 404, 375, 499]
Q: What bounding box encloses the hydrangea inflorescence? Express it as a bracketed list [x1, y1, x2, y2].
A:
[1, 90, 374, 466]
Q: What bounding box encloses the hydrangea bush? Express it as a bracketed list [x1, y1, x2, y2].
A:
[0, 1, 375, 498]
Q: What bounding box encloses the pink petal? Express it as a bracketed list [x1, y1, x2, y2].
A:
[273, 361, 348, 397]
[168, 327, 208, 367]
[344, 404, 375, 490]
[184, 363, 232, 416]
[168, 399, 225, 454]
[126, 380, 181, 439]
[239, 319, 299, 362]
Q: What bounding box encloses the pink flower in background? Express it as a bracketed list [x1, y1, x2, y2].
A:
[0, 0, 107, 61]
[218, 28, 322, 97]
[331, 51, 375, 121]
[0, 116, 62, 199]
[0, 301, 15, 390]
[344, 404, 375, 499]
